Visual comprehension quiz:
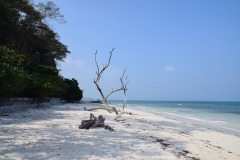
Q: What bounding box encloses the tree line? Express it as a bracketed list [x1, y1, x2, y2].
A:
[0, 0, 82, 101]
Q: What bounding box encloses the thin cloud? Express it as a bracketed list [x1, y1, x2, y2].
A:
[164, 66, 175, 72]
[105, 67, 122, 76]
[59, 56, 85, 69]
[75, 59, 84, 69]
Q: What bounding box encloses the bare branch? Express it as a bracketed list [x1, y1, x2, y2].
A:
[105, 88, 124, 100]
[94, 48, 115, 108]
[105, 69, 129, 101]
[35, 1, 66, 24]
[94, 48, 116, 83]
[122, 68, 126, 79]
[94, 50, 100, 78]
[125, 80, 130, 87]
[97, 48, 115, 80]
[119, 69, 130, 111]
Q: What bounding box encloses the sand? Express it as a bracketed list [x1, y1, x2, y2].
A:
[0, 103, 240, 160]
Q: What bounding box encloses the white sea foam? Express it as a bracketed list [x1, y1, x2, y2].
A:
[212, 121, 228, 124]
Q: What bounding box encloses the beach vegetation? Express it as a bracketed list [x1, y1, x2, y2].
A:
[61, 78, 83, 102]
[0, 0, 82, 101]
[0, 46, 28, 96]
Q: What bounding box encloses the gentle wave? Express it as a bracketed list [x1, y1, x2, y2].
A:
[109, 100, 240, 136]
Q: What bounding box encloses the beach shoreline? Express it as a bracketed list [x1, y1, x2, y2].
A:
[0, 103, 239, 160]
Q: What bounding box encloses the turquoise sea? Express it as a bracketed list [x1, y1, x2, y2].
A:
[108, 100, 240, 136]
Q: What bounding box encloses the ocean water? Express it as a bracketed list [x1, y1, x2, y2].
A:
[108, 100, 240, 136]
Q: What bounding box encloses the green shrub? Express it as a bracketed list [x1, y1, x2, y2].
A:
[62, 78, 83, 102]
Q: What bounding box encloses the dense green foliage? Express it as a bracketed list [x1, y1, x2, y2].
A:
[0, 0, 83, 100]
[62, 78, 83, 102]
[0, 46, 28, 96]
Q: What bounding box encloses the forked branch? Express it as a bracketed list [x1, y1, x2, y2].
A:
[94, 48, 115, 108]
[94, 48, 114, 83]
[119, 68, 130, 111]
[105, 68, 130, 100]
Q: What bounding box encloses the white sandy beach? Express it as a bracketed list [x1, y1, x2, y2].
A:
[0, 103, 240, 160]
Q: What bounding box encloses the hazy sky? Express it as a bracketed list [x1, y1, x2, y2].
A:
[35, 0, 240, 101]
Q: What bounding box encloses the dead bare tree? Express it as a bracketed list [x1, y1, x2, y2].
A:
[90, 48, 129, 114]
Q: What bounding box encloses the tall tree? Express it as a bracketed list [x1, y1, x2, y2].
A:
[0, 46, 28, 97]
[35, 1, 66, 24]
[0, 0, 72, 98]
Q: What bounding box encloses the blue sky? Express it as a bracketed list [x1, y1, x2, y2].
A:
[35, 0, 240, 101]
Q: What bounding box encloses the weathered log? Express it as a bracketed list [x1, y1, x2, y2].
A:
[79, 113, 114, 131]
[90, 113, 97, 120]
[84, 106, 118, 114]
[91, 115, 104, 128]
[98, 124, 114, 132]
[79, 120, 95, 129]
[78, 113, 98, 129]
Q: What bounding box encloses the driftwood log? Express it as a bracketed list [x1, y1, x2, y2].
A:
[118, 110, 133, 115]
[79, 113, 114, 132]
[84, 106, 118, 114]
